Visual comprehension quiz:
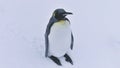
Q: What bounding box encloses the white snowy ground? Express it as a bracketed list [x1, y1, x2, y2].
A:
[0, 0, 120, 68]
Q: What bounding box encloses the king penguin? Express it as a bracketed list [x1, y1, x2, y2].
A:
[45, 8, 74, 66]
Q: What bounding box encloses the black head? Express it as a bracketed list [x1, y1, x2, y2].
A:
[53, 9, 73, 20]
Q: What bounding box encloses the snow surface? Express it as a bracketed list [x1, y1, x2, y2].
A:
[0, 0, 120, 68]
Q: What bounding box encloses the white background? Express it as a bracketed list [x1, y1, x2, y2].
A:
[0, 0, 120, 68]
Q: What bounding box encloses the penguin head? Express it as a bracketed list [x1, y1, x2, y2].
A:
[53, 9, 73, 20]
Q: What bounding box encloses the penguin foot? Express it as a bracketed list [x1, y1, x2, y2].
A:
[64, 54, 73, 65]
[49, 56, 62, 66]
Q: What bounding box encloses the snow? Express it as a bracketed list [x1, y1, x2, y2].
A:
[0, 0, 120, 68]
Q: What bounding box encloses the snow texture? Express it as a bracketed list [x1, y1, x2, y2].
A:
[0, 0, 120, 68]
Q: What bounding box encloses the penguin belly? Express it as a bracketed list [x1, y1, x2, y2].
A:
[48, 20, 71, 57]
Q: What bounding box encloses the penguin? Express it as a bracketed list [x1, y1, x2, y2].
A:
[45, 8, 74, 66]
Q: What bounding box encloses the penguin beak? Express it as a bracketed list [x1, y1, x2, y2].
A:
[65, 12, 73, 15]
[63, 12, 73, 16]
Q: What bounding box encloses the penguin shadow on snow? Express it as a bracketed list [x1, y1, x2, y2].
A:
[49, 54, 73, 66]
[47, 53, 74, 67]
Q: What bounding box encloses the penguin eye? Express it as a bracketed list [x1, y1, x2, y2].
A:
[61, 13, 66, 16]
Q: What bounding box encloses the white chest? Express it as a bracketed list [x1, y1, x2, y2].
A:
[50, 20, 71, 37]
[48, 20, 72, 57]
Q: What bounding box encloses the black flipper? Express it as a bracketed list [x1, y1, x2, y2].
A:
[71, 33, 74, 50]
[45, 17, 57, 57]
[65, 18, 74, 50]
[64, 54, 73, 65]
[49, 56, 62, 66]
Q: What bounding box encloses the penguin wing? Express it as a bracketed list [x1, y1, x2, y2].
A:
[65, 18, 74, 50]
[71, 32, 74, 50]
[45, 17, 57, 57]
